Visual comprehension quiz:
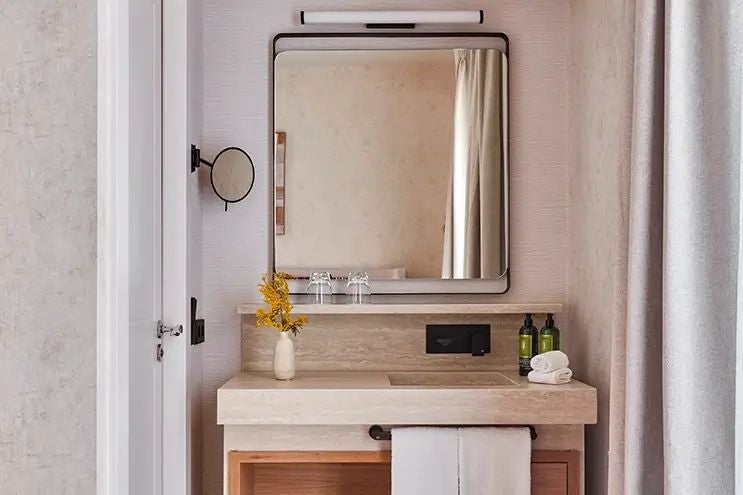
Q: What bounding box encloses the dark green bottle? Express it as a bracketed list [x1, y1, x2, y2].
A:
[538, 313, 560, 354]
[518, 313, 539, 376]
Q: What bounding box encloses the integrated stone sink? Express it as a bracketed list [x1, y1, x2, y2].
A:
[218, 371, 598, 425]
[387, 371, 518, 387]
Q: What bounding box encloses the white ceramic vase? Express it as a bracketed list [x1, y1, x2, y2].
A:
[273, 332, 296, 380]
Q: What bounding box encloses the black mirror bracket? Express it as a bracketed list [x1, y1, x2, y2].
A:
[191, 144, 214, 173]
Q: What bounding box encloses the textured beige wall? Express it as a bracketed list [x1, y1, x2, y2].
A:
[566, 1, 634, 494]
[202, 1, 569, 494]
[0, 1, 97, 494]
[274, 51, 454, 278]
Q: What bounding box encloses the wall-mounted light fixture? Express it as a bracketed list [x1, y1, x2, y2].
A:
[300, 10, 484, 29]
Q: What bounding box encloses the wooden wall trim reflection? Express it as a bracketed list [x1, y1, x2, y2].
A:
[274, 131, 286, 235]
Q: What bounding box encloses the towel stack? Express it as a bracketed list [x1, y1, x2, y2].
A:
[528, 350, 573, 384]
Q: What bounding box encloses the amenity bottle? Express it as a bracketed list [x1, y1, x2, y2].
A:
[538, 313, 560, 354]
[518, 313, 539, 376]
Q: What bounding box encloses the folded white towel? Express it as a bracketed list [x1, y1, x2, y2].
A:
[530, 350, 569, 372]
[528, 367, 573, 385]
[459, 427, 531, 495]
[392, 427, 459, 495]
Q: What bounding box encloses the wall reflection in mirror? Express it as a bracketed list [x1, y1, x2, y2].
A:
[273, 48, 508, 282]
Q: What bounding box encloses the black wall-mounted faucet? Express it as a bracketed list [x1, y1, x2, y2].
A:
[470, 332, 488, 356]
[426, 324, 491, 357]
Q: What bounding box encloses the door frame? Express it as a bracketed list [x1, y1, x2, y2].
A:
[97, 0, 131, 493]
[97, 0, 191, 493]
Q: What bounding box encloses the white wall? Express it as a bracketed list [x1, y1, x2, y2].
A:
[566, 1, 634, 494]
[202, 1, 569, 493]
[0, 1, 97, 493]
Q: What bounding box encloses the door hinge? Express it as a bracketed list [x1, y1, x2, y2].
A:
[156, 320, 183, 361]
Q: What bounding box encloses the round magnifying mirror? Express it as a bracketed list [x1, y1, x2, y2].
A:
[210, 147, 255, 206]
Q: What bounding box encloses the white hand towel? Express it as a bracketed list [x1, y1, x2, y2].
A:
[530, 350, 569, 372]
[392, 427, 459, 495]
[458, 427, 531, 495]
[528, 367, 573, 385]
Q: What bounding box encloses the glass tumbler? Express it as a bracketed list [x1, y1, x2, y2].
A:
[346, 272, 371, 304]
[307, 271, 333, 304]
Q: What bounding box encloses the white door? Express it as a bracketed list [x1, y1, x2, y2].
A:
[129, 0, 166, 494]
[99, 0, 195, 493]
[162, 0, 200, 494]
[129, 0, 195, 493]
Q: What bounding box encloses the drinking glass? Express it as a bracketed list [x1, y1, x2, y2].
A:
[345, 271, 371, 304]
[307, 271, 333, 304]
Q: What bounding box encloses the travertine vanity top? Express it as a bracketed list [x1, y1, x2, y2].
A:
[217, 370, 597, 426]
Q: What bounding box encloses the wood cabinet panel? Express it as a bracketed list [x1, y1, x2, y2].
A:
[531, 463, 568, 495]
[229, 450, 581, 495]
[532, 450, 580, 495]
[253, 463, 390, 495]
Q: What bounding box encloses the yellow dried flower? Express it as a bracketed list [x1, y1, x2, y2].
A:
[256, 272, 308, 336]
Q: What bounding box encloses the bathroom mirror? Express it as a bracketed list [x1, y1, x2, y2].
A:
[193, 145, 255, 211]
[211, 148, 255, 203]
[272, 34, 508, 294]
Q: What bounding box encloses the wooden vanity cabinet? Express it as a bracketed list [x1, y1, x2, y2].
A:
[531, 451, 580, 495]
[229, 450, 580, 495]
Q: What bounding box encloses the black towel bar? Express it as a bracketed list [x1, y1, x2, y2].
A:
[368, 424, 538, 441]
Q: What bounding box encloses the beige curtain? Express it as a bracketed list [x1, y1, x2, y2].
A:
[442, 49, 503, 279]
[608, 1, 743, 493]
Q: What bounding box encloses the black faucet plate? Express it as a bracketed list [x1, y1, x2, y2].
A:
[425, 324, 491, 356]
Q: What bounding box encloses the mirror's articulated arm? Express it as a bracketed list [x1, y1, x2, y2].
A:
[191, 145, 215, 172]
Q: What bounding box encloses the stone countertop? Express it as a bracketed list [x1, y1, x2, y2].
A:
[217, 370, 597, 426]
[237, 302, 564, 315]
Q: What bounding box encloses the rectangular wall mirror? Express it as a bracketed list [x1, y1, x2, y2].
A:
[272, 34, 509, 294]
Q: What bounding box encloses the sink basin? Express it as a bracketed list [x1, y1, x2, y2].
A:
[387, 372, 518, 387]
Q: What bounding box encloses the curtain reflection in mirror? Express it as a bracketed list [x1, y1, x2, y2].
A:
[442, 49, 504, 279]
